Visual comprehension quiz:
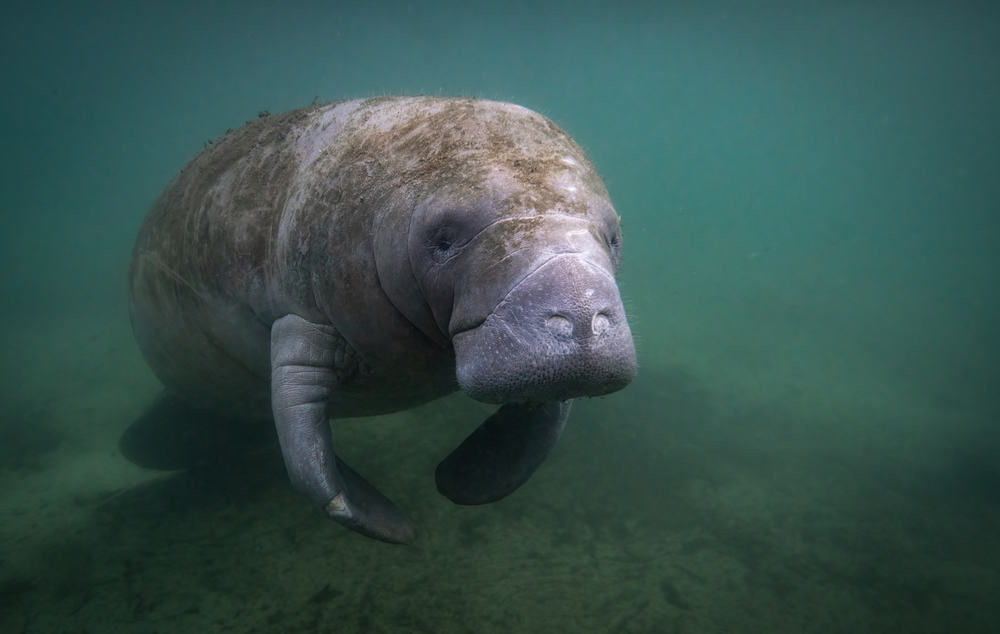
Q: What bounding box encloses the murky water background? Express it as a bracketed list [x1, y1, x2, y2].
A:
[2, 2, 998, 632]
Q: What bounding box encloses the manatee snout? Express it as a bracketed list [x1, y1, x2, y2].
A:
[454, 254, 636, 404]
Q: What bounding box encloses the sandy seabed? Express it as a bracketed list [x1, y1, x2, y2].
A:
[1, 306, 998, 634]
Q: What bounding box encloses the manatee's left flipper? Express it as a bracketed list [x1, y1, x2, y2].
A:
[436, 400, 572, 505]
[271, 314, 417, 544]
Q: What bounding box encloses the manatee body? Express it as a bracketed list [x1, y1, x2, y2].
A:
[128, 97, 636, 543]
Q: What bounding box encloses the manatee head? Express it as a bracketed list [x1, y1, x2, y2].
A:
[370, 98, 636, 403]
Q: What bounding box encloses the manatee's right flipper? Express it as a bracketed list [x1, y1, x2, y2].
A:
[436, 400, 572, 505]
[270, 314, 417, 544]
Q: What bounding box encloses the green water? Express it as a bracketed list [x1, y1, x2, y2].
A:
[2, 1, 998, 632]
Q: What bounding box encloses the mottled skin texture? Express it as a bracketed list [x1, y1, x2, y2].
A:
[129, 97, 636, 543]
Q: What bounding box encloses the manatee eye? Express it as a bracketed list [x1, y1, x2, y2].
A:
[420, 204, 492, 265]
[427, 225, 461, 264]
[602, 225, 622, 252]
[433, 236, 453, 252]
[603, 221, 623, 269]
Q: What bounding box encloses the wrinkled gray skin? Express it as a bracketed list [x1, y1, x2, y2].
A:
[129, 97, 636, 543]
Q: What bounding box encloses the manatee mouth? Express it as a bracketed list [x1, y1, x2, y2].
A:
[448, 319, 484, 341]
[452, 254, 636, 404]
[455, 320, 635, 403]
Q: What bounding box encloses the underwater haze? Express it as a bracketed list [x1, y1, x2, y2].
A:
[2, 1, 999, 632]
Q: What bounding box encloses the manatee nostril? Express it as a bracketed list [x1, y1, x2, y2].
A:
[592, 312, 611, 335]
[545, 314, 574, 339]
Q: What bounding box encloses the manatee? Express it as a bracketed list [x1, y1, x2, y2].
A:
[127, 97, 636, 543]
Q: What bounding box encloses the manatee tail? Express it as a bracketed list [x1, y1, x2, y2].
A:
[119, 392, 274, 471]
